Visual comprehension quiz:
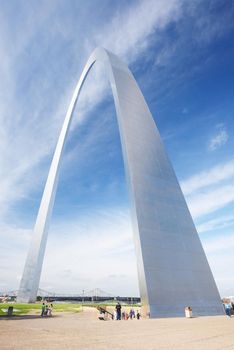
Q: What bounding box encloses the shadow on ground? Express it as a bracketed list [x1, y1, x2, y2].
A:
[0, 314, 61, 321]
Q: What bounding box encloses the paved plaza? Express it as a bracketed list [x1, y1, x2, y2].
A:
[0, 307, 234, 349]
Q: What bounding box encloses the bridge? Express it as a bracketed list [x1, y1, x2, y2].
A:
[0, 288, 140, 304]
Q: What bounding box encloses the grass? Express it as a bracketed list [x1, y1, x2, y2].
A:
[0, 303, 82, 316]
[0, 302, 141, 317]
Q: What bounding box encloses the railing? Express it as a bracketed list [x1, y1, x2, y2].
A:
[97, 306, 114, 320]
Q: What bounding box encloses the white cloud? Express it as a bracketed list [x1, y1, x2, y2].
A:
[208, 126, 229, 151]
[203, 233, 234, 255]
[187, 185, 234, 219]
[0, 224, 32, 292]
[0, 208, 139, 295]
[41, 208, 138, 295]
[197, 215, 234, 233]
[181, 160, 234, 196]
[202, 234, 234, 296]
[0, 225, 31, 243]
[181, 160, 234, 219]
[92, 0, 182, 61]
[181, 159, 234, 296]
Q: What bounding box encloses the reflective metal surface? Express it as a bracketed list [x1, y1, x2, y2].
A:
[18, 48, 224, 317]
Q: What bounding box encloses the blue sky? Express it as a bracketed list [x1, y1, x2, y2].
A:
[0, 0, 234, 297]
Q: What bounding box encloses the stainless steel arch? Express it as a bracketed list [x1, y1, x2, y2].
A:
[18, 47, 224, 318]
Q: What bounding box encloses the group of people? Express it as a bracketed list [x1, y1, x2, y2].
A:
[224, 302, 234, 317]
[115, 302, 140, 320]
[41, 302, 53, 317]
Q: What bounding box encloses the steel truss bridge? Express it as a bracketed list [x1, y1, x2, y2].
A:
[0, 288, 140, 303]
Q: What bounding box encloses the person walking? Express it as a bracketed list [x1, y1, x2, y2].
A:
[136, 310, 141, 320]
[44, 304, 49, 316]
[115, 302, 122, 320]
[41, 302, 45, 317]
[48, 303, 53, 317]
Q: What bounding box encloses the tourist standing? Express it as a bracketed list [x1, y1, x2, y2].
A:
[116, 302, 122, 320]
[129, 308, 135, 319]
[44, 304, 49, 316]
[136, 310, 141, 320]
[48, 303, 53, 317]
[41, 302, 45, 317]
[225, 303, 231, 317]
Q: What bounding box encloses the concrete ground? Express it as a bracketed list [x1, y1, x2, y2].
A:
[0, 307, 234, 349]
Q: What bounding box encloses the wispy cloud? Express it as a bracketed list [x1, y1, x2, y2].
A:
[203, 232, 234, 255]
[181, 160, 234, 219]
[92, 0, 183, 61]
[202, 233, 234, 296]
[43, 208, 138, 295]
[208, 124, 229, 151]
[197, 215, 234, 233]
[0, 0, 184, 222]
[0, 208, 138, 295]
[181, 160, 234, 195]
[187, 185, 234, 219]
[180, 158, 234, 296]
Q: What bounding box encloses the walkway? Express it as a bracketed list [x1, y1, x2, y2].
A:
[0, 307, 234, 349]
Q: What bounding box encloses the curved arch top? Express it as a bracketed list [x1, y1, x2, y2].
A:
[17, 47, 223, 318]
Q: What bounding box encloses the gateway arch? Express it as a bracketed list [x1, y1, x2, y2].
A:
[18, 47, 223, 317]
